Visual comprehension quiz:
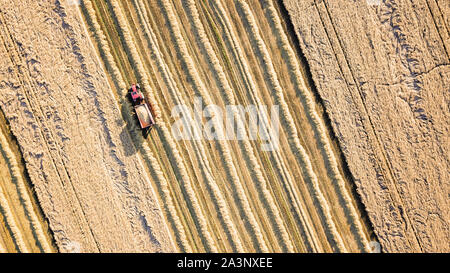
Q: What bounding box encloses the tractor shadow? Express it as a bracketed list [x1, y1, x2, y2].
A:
[119, 100, 143, 157]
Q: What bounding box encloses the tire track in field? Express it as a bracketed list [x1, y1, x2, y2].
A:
[107, 0, 218, 252]
[159, 0, 268, 252]
[235, 0, 346, 252]
[0, 10, 56, 253]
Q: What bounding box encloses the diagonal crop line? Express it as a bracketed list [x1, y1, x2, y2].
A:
[185, 0, 295, 252]
[159, 0, 269, 252]
[210, 0, 322, 252]
[0, 183, 29, 252]
[81, 0, 191, 252]
[132, 0, 245, 252]
[0, 128, 53, 252]
[235, 0, 347, 252]
[262, 0, 371, 252]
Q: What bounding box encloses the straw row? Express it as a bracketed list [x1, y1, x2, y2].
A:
[159, 0, 269, 252]
[81, 0, 191, 252]
[184, 0, 296, 252]
[0, 128, 53, 252]
[108, 0, 218, 252]
[211, 0, 322, 252]
[0, 181, 29, 252]
[235, 0, 347, 252]
[261, 0, 371, 252]
[132, 0, 244, 252]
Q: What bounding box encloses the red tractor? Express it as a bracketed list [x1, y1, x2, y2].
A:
[130, 83, 145, 104]
[128, 84, 156, 134]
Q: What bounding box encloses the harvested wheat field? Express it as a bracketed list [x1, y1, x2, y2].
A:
[0, 0, 447, 254]
[283, 0, 449, 252]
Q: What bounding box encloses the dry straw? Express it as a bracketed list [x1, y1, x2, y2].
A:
[0, 129, 52, 252]
[0, 239, 6, 253]
[236, 0, 347, 252]
[185, 0, 296, 252]
[82, 0, 192, 252]
[108, 0, 217, 252]
[160, 0, 269, 252]
[132, 0, 245, 252]
[262, 0, 371, 252]
[0, 179, 29, 252]
[210, 0, 323, 252]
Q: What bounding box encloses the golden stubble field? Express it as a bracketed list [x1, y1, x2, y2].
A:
[0, 0, 446, 253]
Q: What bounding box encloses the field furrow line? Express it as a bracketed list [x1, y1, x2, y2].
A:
[0, 127, 52, 252]
[262, 0, 371, 252]
[108, 0, 217, 252]
[211, 0, 322, 252]
[131, 0, 244, 252]
[81, 0, 192, 252]
[235, 0, 347, 252]
[185, 0, 295, 252]
[160, 0, 268, 252]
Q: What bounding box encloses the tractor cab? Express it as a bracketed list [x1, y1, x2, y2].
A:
[129, 83, 144, 105]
